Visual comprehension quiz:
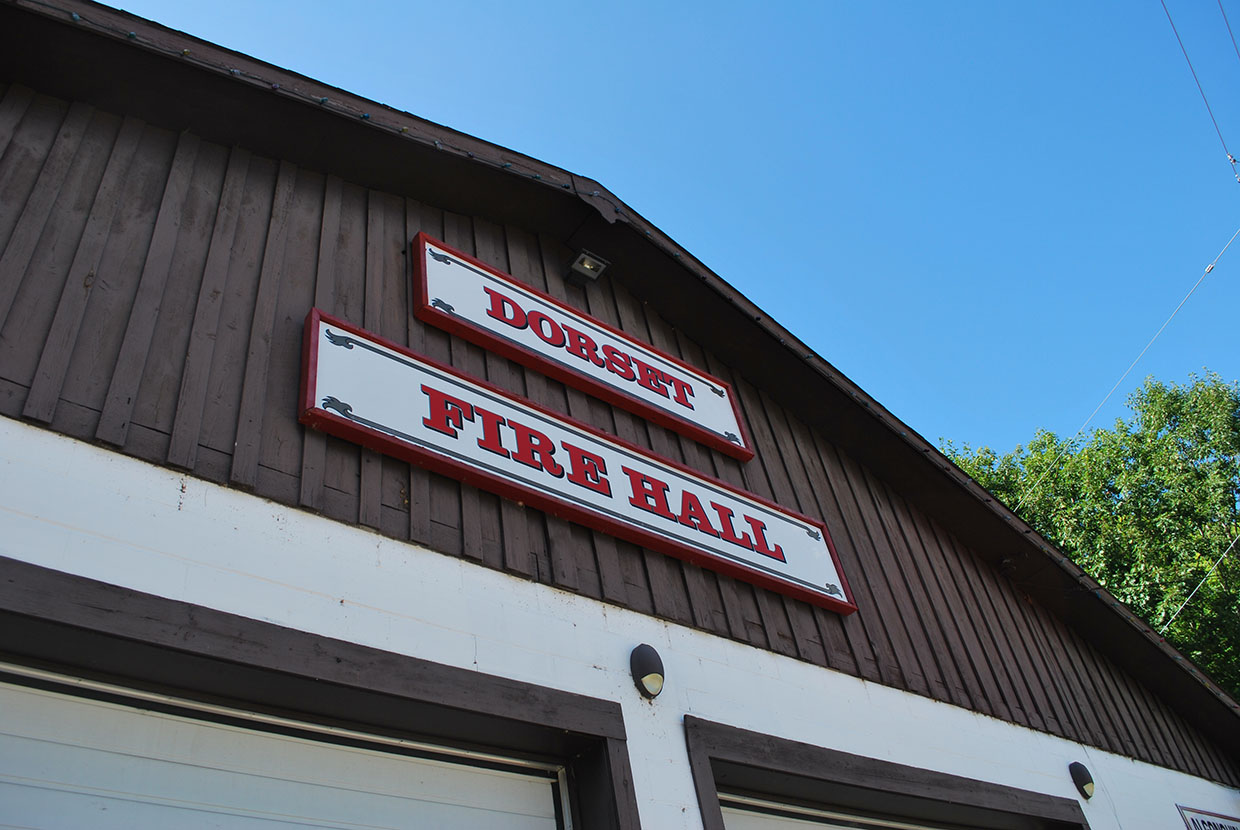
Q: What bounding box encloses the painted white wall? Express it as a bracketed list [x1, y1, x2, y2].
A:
[1, 415, 1237, 829]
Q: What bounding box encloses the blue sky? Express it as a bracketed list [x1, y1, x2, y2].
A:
[116, 0, 1240, 454]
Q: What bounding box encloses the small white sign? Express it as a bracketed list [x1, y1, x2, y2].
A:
[301, 310, 855, 613]
[413, 234, 754, 461]
[1179, 806, 1240, 830]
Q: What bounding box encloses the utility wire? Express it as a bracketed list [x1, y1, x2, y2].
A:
[1160, 530, 1240, 633]
[1012, 225, 1240, 513]
[1015, 4, 1240, 513]
[1218, 0, 1240, 69]
[1161, 0, 1240, 181]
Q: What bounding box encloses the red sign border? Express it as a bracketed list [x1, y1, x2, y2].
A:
[300, 308, 856, 615]
[410, 232, 755, 462]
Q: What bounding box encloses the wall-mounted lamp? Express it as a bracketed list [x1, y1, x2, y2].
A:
[630, 643, 664, 699]
[1068, 761, 1094, 799]
[569, 250, 609, 283]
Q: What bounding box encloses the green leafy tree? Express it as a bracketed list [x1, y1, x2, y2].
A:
[942, 372, 1240, 699]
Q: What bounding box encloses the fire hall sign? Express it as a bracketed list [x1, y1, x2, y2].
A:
[412, 233, 754, 461]
[300, 310, 856, 613]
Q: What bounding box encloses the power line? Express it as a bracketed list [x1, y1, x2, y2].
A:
[1012, 224, 1240, 513]
[1160, 530, 1240, 633]
[1161, 0, 1240, 182]
[1217, 0, 1240, 69]
[1013, 5, 1240, 512]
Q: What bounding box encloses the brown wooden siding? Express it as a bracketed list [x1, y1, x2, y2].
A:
[1, 81, 1236, 787]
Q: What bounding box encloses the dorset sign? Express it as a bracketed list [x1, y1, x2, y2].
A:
[300, 309, 855, 613]
[412, 233, 754, 461]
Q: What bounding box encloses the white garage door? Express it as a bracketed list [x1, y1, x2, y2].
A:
[0, 678, 563, 829]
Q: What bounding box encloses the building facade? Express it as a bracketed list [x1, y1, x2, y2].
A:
[1, 2, 1238, 828]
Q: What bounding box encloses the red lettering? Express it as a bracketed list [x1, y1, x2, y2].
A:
[602, 344, 636, 380]
[563, 442, 611, 496]
[484, 287, 527, 329]
[563, 324, 606, 368]
[526, 309, 566, 347]
[744, 515, 786, 562]
[474, 405, 509, 458]
[632, 357, 670, 398]
[622, 466, 675, 520]
[667, 375, 695, 409]
[509, 417, 564, 477]
[677, 491, 719, 537]
[421, 385, 474, 437]
[709, 502, 754, 550]
[481, 288, 709, 419]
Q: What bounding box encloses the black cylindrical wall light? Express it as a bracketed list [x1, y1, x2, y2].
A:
[630, 644, 664, 699]
[1068, 761, 1094, 799]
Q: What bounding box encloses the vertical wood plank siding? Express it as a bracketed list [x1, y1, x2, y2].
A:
[1, 87, 1236, 787]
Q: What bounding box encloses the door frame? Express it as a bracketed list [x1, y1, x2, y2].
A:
[684, 715, 1089, 830]
[0, 556, 641, 829]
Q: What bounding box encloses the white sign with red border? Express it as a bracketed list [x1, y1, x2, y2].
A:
[300, 309, 856, 614]
[412, 233, 754, 462]
[1179, 806, 1240, 830]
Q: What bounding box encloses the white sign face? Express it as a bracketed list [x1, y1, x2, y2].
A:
[301, 310, 855, 613]
[412, 233, 754, 461]
[1179, 806, 1240, 830]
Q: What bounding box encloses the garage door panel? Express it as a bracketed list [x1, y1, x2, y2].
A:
[1, 781, 360, 830]
[2, 781, 559, 830]
[723, 807, 855, 830]
[0, 682, 560, 830]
